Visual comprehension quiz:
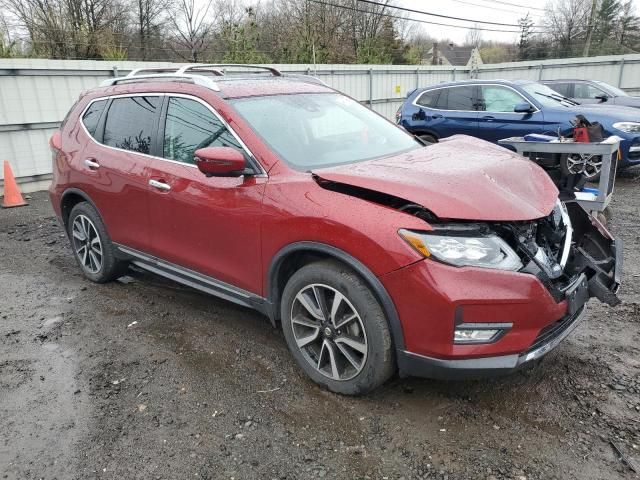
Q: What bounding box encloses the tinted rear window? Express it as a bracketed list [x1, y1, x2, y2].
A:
[439, 86, 475, 110]
[103, 96, 160, 154]
[416, 90, 439, 108]
[81, 99, 107, 137]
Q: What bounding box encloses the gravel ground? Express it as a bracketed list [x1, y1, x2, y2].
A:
[1, 177, 639, 480]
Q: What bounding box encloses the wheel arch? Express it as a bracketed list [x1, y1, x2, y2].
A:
[60, 188, 100, 229]
[267, 241, 406, 351]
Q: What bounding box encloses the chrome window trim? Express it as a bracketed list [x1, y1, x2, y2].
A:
[78, 92, 267, 177]
[412, 83, 540, 115]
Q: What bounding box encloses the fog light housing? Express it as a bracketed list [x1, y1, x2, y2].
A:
[454, 323, 511, 344]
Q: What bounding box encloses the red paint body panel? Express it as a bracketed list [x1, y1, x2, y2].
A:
[146, 160, 266, 293]
[381, 259, 568, 359]
[259, 163, 426, 285]
[314, 135, 559, 221]
[218, 79, 331, 99]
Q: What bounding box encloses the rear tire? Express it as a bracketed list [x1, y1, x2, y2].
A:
[280, 260, 395, 395]
[67, 202, 128, 283]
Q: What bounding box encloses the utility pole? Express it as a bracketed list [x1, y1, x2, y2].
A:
[583, 0, 598, 57]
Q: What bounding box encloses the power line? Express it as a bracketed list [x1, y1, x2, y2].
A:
[309, 0, 535, 33]
[448, 0, 543, 17]
[471, 0, 546, 12]
[356, 0, 525, 28]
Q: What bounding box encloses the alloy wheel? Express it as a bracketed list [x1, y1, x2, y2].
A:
[290, 284, 368, 381]
[71, 214, 103, 274]
[565, 153, 602, 178]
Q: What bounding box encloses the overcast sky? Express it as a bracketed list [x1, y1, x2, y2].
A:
[398, 0, 552, 44]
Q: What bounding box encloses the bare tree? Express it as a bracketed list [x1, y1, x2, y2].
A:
[464, 24, 482, 47]
[133, 0, 169, 59]
[543, 0, 590, 57]
[169, 0, 214, 61]
[1, 0, 125, 58]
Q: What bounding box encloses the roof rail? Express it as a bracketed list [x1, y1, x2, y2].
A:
[127, 66, 225, 77]
[177, 64, 282, 77]
[126, 67, 181, 77]
[101, 73, 220, 91]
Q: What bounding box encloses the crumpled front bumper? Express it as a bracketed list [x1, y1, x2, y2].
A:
[397, 305, 587, 380]
[385, 203, 622, 381]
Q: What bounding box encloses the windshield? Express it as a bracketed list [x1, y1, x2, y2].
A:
[521, 82, 577, 108]
[230, 93, 420, 170]
[593, 80, 628, 97]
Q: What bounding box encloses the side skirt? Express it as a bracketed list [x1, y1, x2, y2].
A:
[114, 244, 274, 319]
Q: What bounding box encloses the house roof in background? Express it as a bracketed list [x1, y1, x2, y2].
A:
[440, 45, 476, 66]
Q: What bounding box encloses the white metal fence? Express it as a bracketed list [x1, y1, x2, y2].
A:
[1, 54, 639, 193]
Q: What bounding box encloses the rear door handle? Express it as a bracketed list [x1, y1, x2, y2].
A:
[84, 158, 100, 169]
[481, 115, 495, 122]
[149, 179, 171, 192]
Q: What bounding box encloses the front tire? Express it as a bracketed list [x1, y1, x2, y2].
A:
[280, 260, 395, 395]
[67, 202, 128, 283]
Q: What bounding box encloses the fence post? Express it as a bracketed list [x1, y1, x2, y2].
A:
[452, 68, 456, 81]
[415, 68, 419, 89]
[537, 63, 544, 80]
[368, 68, 373, 107]
[617, 58, 625, 87]
[112, 66, 118, 77]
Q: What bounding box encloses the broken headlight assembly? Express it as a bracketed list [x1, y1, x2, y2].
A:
[398, 228, 523, 271]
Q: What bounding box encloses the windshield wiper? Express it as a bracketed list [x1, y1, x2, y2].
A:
[534, 91, 580, 106]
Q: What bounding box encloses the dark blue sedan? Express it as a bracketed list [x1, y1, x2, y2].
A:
[396, 79, 640, 169]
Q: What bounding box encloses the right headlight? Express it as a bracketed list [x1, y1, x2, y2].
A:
[613, 122, 640, 133]
[398, 229, 523, 271]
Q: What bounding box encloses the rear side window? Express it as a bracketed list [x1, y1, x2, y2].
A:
[163, 97, 243, 164]
[437, 86, 475, 110]
[81, 99, 107, 138]
[415, 90, 440, 108]
[103, 96, 160, 154]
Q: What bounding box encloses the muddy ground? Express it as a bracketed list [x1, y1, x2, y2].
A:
[1, 177, 639, 480]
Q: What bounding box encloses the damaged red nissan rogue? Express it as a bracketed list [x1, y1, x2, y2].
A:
[49, 65, 621, 395]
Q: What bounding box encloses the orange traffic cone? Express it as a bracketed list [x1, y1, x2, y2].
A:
[2, 160, 28, 208]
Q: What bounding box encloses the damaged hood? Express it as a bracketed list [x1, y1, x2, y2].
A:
[312, 135, 559, 221]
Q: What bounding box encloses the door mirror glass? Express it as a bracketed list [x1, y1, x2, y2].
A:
[513, 103, 534, 113]
[194, 147, 247, 177]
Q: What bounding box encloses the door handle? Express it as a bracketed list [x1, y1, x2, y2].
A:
[149, 179, 171, 192]
[431, 114, 444, 119]
[481, 115, 495, 122]
[84, 158, 100, 169]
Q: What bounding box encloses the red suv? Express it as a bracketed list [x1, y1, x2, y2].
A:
[49, 65, 621, 395]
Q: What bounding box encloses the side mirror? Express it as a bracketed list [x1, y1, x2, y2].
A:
[194, 147, 247, 177]
[514, 103, 534, 113]
[595, 94, 608, 103]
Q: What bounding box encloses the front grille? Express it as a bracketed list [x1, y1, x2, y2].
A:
[525, 305, 585, 354]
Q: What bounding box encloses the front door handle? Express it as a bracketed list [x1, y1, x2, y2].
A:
[431, 114, 444, 119]
[149, 179, 171, 192]
[84, 158, 100, 169]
